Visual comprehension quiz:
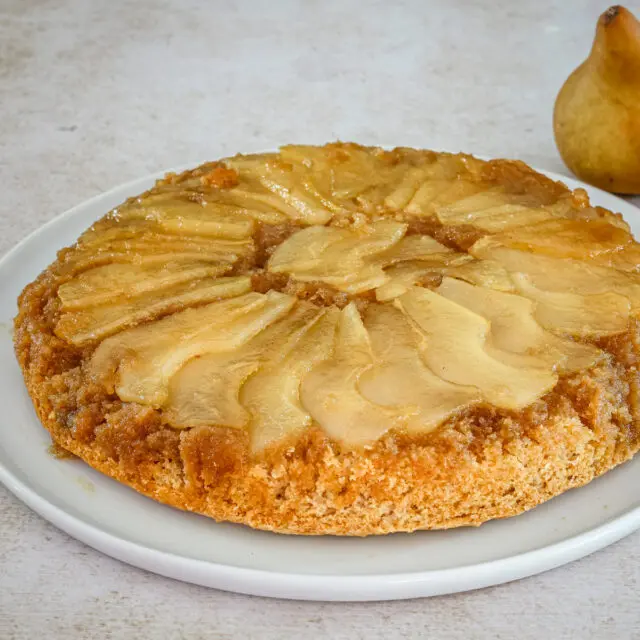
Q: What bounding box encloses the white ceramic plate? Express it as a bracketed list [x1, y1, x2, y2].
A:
[1, 166, 639, 602]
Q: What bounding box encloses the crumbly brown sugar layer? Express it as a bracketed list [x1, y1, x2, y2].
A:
[14, 143, 640, 535]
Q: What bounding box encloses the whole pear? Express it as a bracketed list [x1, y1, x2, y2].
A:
[554, 6, 640, 194]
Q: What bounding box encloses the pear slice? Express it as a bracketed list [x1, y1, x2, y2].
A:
[375, 234, 454, 265]
[511, 273, 630, 337]
[58, 263, 228, 310]
[590, 243, 640, 273]
[156, 206, 254, 240]
[269, 222, 452, 295]
[375, 278, 419, 303]
[157, 214, 253, 240]
[436, 197, 575, 231]
[437, 277, 602, 373]
[268, 221, 408, 293]
[280, 144, 383, 203]
[164, 354, 256, 429]
[280, 144, 388, 199]
[79, 223, 237, 250]
[72, 226, 253, 267]
[421, 154, 484, 180]
[355, 163, 432, 212]
[222, 184, 307, 221]
[250, 162, 334, 225]
[395, 287, 558, 409]
[465, 205, 556, 232]
[242, 309, 339, 451]
[94, 236, 252, 258]
[123, 196, 255, 240]
[384, 166, 435, 210]
[374, 253, 473, 302]
[268, 226, 347, 271]
[281, 144, 401, 201]
[56, 276, 252, 345]
[444, 259, 516, 292]
[489, 218, 632, 259]
[77, 219, 153, 246]
[470, 242, 640, 311]
[434, 186, 514, 217]
[408, 180, 497, 217]
[90, 291, 295, 406]
[206, 193, 289, 224]
[432, 181, 489, 208]
[301, 303, 406, 445]
[359, 305, 479, 433]
[164, 303, 327, 431]
[226, 156, 333, 224]
[68, 252, 231, 273]
[405, 180, 461, 215]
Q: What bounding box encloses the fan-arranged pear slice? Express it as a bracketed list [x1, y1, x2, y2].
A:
[301, 303, 406, 445]
[276, 145, 369, 213]
[77, 219, 153, 246]
[436, 277, 602, 373]
[77, 221, 245, 251]
[406, 180, 469, 215]
[354, 166, 428, 212]
[280, 143, 398, 201]
[157, 212, 254, 240]
[589, 242, 640, 272]
[226, 156, 334, 225]
[268, 221, 408, 293]
[56, 276, 252, 345]
[359, 305, 479, 433]
[70, 223, 254, 268]
[92, 236, 252, 259]
[430, 181, 488, 210]
[374, 253, 473, 302]
[130, 197, 255, 240]
[89, 291, 295, 406]
[67, 252, 233, 274]
[511, 274, 630, 337]
[118, 192, 256, 240]
[164, 303, 328, 432]
[435, 196, 577, 232]
[164, 351, 256, 429]
[204, 191, 290, 224]
[383, 166, 436, 210]
[470, 242, 640, 311]
[269, 221, 465, 295]
[487, 217, 633, 260]
[57, 262, 228, 310]
[219, 180, 311, 222]
[375, 234, 456, 265]
[433, 186, 515, 217]
[241, 308, 339, 451]
[395, 287, 558, 409]
[443, 258, 516, 292]
[461, 205, 555, 232]
[249, 162, 333, 224]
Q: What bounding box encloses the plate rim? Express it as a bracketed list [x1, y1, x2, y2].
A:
[1, 161, 639, 601]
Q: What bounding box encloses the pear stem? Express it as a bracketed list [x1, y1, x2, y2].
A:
[603, 5, 621, 25]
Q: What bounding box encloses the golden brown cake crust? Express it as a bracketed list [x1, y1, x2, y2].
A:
[13, 144, 640, 536]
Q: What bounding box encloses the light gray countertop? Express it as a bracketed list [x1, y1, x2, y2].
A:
[1, 1, 639, 637]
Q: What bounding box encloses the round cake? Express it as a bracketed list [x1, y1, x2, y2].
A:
[14, 143, 640, 535]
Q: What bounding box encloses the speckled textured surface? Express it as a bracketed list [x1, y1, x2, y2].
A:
[1, 0, 640, 637]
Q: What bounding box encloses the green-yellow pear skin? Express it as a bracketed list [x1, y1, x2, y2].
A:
[554, 6, 640, 194]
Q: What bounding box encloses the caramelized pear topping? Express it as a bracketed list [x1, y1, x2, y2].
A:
[54, 144, 636, 450]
